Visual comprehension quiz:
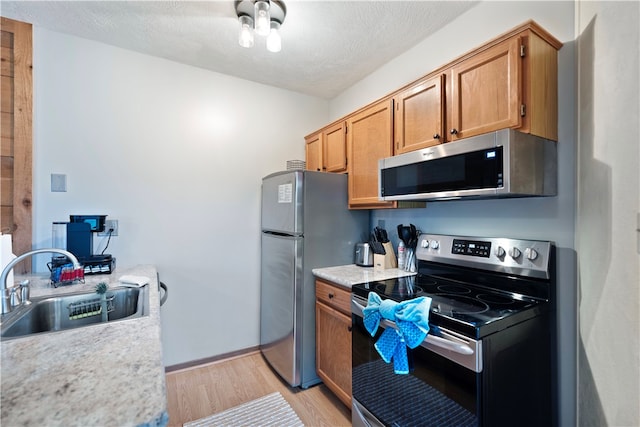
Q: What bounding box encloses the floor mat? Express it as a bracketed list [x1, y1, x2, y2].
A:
[183, 391, 304, 427]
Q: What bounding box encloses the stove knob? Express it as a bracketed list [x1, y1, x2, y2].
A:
[508, 247, 522, 259]
[525, 247, 538, 260]
[494, 246, 506, 258]
[421, 239, 429, 248]
[430, 240, 440, 249]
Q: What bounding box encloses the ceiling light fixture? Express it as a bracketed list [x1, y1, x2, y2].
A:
[235, 0, 286, 53]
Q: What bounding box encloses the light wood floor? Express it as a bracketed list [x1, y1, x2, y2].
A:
[165, 351, 351, 426]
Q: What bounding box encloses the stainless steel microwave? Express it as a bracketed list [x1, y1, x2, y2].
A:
[378, 129, 557, 202]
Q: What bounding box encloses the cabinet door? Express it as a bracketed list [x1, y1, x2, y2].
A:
[323, 122, 347, 173]
[395, 74, 445, 153]
[449, 37, 522, 140]
[347, 99, 395, 209]
[316, 301, 352, 407]
[305, 133, 323, 171]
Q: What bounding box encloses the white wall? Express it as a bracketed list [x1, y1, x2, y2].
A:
[576, 1, 640, 426]
[328, 2, 577, 426]
[32, 28, 329, 366]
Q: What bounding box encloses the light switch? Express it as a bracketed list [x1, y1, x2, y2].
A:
[51, 174, 67, 192]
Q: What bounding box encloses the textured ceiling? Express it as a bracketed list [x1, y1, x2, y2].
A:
[1, 1, 478, 99]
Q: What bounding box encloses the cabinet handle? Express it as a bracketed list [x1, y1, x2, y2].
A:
[328, 293, 334, 299]
[433, 133, 441, 140]
[450, 129, 458, 135]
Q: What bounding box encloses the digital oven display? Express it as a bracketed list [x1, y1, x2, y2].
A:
[452, 239, 491, 258]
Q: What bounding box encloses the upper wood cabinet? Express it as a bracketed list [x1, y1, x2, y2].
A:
[448, 27, 560, 141]
[323, 122, 347, 173]
[449, 37, 522, 141]
[305, 124, 347, 173]
[394, 74, 445, 154]
[347, 99, 395, 209]
[305, 132, 323, 172]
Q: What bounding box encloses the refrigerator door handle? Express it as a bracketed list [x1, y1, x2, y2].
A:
[262, 230, 303, 238]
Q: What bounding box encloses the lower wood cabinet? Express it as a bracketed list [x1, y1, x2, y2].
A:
[315, 279, 352, 407]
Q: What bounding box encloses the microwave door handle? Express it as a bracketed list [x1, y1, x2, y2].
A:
[351, 298, 473, 356]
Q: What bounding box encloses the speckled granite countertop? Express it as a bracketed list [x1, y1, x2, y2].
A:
[1, 265, 167, 427]
[312, 264, 416, 290]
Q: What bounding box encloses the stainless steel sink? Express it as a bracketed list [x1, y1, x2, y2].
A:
[1, 286, 149, 340]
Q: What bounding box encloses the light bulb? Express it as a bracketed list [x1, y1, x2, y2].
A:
[254, 0, 271, 36]
[266, 21, 281, 53]
[238, 15, 254, 48]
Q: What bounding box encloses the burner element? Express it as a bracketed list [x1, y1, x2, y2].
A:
[374, 283, 423, 300]
[477, 294, 515, 305]
[437, 284, 471, 294]
[432, 294, 489, 315]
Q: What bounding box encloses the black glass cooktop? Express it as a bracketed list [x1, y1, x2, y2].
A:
[352, 273, 549, 338]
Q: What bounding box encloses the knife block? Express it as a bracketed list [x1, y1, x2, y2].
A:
[374, 242, 398, 271]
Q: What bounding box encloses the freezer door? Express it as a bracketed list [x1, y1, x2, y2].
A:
[261, 171, 303, 235]
[260, 231, 303, 387]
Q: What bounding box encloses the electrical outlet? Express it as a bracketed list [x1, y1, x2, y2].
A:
[98, 219, 118, 236]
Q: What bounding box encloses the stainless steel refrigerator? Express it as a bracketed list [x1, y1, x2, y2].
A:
[260, 170, 368, 388]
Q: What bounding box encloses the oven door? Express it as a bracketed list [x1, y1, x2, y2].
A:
[351, 296, 481, 427]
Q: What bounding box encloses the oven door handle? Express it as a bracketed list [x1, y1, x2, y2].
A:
[351, 298, 474, 356]
[423, 332, 474, 355]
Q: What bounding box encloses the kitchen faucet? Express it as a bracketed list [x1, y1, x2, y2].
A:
[1, 249, 82, 315]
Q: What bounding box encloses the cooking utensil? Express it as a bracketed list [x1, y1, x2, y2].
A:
[398, 224, 420, 270]
[409, 224, 418, 249]
[406, 249, 416, 272]
[397, 224, 413, 248]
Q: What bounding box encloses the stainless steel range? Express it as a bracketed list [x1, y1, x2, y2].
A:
[351, 233, 557, 427]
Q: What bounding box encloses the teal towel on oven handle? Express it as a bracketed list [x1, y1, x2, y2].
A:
[363, 292, 432, 374]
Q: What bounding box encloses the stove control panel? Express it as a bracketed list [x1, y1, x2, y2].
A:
[452, 239, 491, 257]
[416, 233, 552, 279]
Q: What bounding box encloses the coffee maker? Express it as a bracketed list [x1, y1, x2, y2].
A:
[51, 215, 116, 275]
